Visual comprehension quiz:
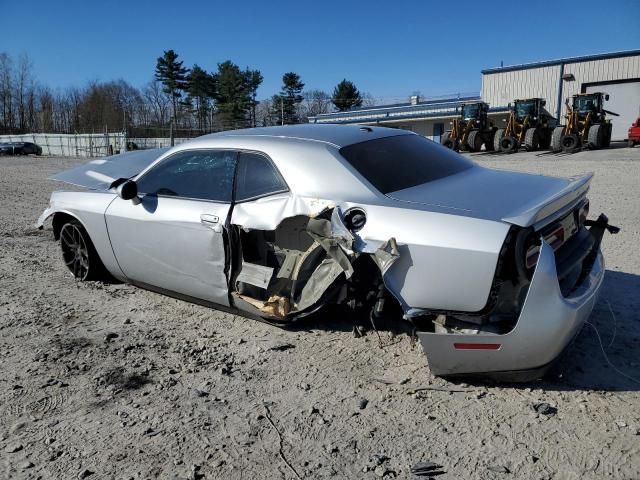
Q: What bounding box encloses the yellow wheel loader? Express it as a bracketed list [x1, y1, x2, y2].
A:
[441, 102, 496, 152]
[551, 92, 618, 153]
[494, 98, 556, 153]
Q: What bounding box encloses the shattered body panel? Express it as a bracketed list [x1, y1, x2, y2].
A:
[37, 124, 615, 379]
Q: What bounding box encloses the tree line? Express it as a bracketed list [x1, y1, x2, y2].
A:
[0, 49, 372, 136]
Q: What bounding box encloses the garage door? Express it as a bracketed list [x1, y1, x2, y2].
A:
[586, 81, 640, 141]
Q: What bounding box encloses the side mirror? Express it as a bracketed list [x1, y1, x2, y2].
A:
[541, 99, 546, 106]
[605, 94, 610, 101]
[117, 180, 138, 200]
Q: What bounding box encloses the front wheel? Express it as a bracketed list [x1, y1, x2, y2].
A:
[59, 220, 107, 281]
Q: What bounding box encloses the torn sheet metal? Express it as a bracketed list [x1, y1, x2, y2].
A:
[231, 194, 336, 231]
[306, 207, 355, 278]
[232, 207, 358, 321]
[235, 262, 274, 289]
[371, 238, 400, 275]
[49, 148, 169, 190]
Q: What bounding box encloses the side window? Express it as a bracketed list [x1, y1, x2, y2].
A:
[136, 150, 236, 202]
[235, 152, 287, 201]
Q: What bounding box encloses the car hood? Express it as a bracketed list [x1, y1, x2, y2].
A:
[50, 148, 169, 190]
[386, 166, 592, 228]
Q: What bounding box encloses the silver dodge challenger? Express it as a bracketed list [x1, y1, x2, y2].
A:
[37, 125, 618, 380]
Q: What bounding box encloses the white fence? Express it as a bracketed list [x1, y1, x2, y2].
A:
[0, 133, 191, 157]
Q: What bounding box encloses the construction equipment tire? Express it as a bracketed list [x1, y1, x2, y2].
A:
[500, 136, 518, 154]
[551, 126, 564, 153]
[524, 128, 541, 151]
[493, 129, 505, 152]
[562, 134, 580, 153]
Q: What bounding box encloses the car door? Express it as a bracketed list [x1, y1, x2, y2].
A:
[105, 149, 237, 306]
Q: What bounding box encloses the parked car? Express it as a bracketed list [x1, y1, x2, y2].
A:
[0, 141, 43, 156]
[628, 117, 640, 147]
[37, 125, 618, 380]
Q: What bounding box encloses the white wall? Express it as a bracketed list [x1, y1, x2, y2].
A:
[481, 54, 640, 124]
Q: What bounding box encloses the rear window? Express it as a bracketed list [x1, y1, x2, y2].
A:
[339, 134, 473, 194]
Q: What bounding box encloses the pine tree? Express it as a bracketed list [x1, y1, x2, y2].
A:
[243, 69, 263, 128]
[154, 50, 189, 124]
[186, 64, 216, 130]
[273, 72, 304, 125]
[214, 61, 251, 130]
[332, 79, 362, 111]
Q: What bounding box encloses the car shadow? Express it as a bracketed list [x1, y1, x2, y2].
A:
[294, 269, 640, 392]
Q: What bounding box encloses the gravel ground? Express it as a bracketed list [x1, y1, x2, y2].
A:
[1, 145, 639, 480]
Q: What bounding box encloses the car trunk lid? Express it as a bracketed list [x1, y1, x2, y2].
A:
[386, 166, 592, 229]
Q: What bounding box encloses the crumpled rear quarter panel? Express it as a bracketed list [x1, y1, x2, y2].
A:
[356, 205, 510, 312]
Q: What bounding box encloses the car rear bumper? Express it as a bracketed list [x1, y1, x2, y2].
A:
[417, 239, 605, 379]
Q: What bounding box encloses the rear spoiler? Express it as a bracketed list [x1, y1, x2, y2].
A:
[502, 173, 593, 228]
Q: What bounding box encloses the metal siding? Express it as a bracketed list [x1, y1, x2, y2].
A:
[483, 55, 640, 120]
[481, 65, 561, 117]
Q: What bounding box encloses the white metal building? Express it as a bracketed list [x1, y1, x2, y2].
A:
[309, 49, 640, 142]
[481, 50, 640, 140]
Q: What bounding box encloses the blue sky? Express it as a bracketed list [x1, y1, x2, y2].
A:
[2, 0, 639, 101]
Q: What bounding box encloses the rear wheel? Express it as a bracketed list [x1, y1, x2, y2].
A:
[500, 136, 518, 154]
[524, 127, 540, 151]
[587, 124, 603, 149]
[466, 129, 483, 152]
[59, 220, 107, 281]
[561, 134, 581, 153]
[551, 126, 565, 153]
[493, 128, 505, 152]
[629, 139, 637, 148]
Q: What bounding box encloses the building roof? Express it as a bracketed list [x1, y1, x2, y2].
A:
[482, 49, 640, 75]
[309, 94, 482, 125]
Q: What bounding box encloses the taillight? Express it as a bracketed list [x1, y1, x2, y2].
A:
[525, 225, 565, 269]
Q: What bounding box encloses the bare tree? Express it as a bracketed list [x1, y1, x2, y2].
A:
[0, 53, 15, 131]
[143, 79, 170, 126]
[15, 54, 34, 131]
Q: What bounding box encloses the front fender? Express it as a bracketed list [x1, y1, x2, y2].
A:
[36, 191, 126, 281]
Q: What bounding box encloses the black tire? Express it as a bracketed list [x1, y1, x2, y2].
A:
[629, 140, 637, 148]
[467, 129, 483, 152]
[493, 128, 505, 152]
[485, 130, 496, 151]
[441, 131, 455, 150]
[524, 127, 541, 151]
[603, 124, 612, 148]
[500, 136, 518, 154]
[59, 220, 108, 281]
[561, 134, 581, 153]
[551, 126, 565, 153]
[587, 124, 603, 149]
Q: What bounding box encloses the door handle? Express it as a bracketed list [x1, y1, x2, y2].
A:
[200, 214, 222, 232]
[200, 214, 219, 225]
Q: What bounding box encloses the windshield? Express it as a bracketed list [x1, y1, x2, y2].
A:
[339, 134, 473, 194]
[515, 101, 536, 120]
[462, 104, 480, 121]
[573, 95, 599, 113]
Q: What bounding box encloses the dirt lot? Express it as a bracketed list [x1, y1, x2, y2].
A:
[1, 145, 639, 480]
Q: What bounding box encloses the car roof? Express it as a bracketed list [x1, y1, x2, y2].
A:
[199, 124, 412, 148]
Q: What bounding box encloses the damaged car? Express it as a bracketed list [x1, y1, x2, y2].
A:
[37, 125, 618, 380]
